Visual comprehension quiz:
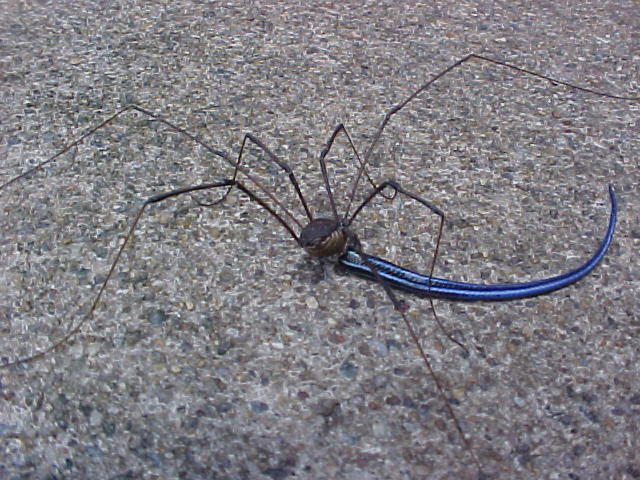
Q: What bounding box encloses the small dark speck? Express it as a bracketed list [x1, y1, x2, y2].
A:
[84, 444, 103, 458]
[517, 451, 533, 466]
[417, 403, 431, 418]
[148, 309, 168, 325]
[557, 414, 574, 426]
[124, 329, 144, 347]
[342, 433, 359, 445]
[314, 399, 340, 417]
[102, 422, 116, 437]
[629, 393, 640, 405]
[499, 318, 513, 328]
[611, 405, 626, 416]
[385, 395, 401, 406]
[339, 360, 358, 379]
[93, 246, 109, 259]
[365, 295, 376, 308]
[263, 467, 292, 480]
[250, 401, 269, 414]
[625, 464, 640, 479]
[579, 406, 599, 423]
[386, 339, 402, 351]
[215, 402, 232, 414]
[572, 444, 586, 457]
[217, 340, 233, 355]
[402, 397, 416, 408]
[79, 404, 93, 418]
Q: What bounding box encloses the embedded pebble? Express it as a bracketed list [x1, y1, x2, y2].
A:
[250, 401, 269, 414]
[89, 409, 103, 427]
[367, 339, 388, 357]
[305, 296, 319, 309]
[339, 360, 359, 379]
[148, 309, 168, 325]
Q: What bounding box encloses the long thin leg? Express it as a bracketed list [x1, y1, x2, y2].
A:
[289, 111, 478, 465]
[344, 54, 639, 217]
[350, 181, 443, 279]
[338, 53, 637, 342]
[1, 105, 305, 237]
[0, 179, 299, 369]
[316, 123, 390, 221]
[201, 133, 313, 230]
[337, 56, 638, 475]
[348, 180, 465, 351]
[346, 231, 482, 475]
[345, 181, 482, 472]
[2, 105, 141, 190]
[316, 125, 473, 392]
[240, 134, 313, 223]
[0, 104, 235, 190]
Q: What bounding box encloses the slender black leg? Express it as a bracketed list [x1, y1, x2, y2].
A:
[345, 180, 482, 473]
[0, 179, 298, 369]
[359, 54, 639, 179]
[316, 123, 391, 221]
[1, 104, 233, 192]
[199, 133, 312, 229]
[346, 231, 482, 475]
[0, 104, 309, 242]
[349, 179, 471, 350]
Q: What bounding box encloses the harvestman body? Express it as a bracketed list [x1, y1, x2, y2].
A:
[1, 54, 638, 476]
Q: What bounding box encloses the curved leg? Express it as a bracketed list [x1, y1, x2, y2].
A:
[348, 179, 468, 350]
[199, 133, 311, 230]
[316, 123, 391, 221]
[343, 53, 638, 317]
[0, 105, 306, 235]
[346, 233, 481, 474]
[358, 54, 639, 178]
[345, 180, 482, 474]
[0, 104, 232, 191]
[0, 179, 298, 369]
[1, 104, 313, 253]
[350, 180, 443, 279]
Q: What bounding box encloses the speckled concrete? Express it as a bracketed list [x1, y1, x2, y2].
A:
[1, 2, 638, 479]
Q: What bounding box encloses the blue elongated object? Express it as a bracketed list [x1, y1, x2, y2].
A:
[339, 186, 617, 301]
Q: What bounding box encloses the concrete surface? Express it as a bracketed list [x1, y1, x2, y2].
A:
[1, 1, 638, 479]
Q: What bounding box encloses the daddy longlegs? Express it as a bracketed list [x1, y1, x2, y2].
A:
[1, 54, 638, 477]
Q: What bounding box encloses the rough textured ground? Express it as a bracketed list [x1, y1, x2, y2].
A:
[1, 1, 638, 479]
